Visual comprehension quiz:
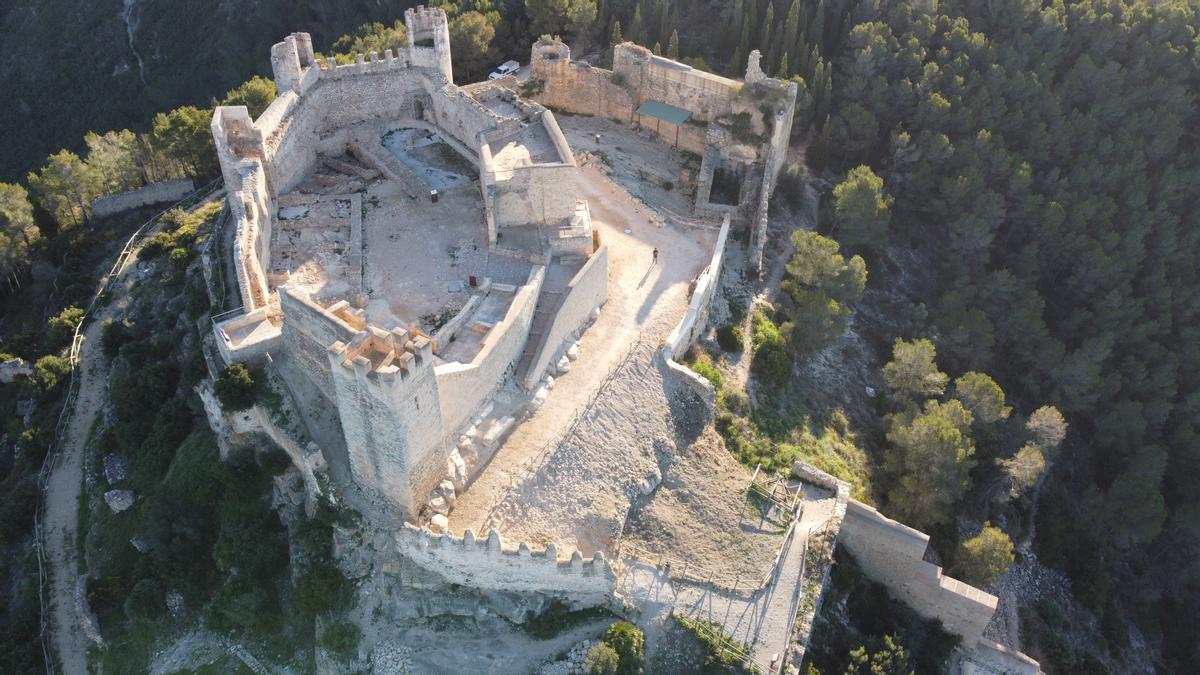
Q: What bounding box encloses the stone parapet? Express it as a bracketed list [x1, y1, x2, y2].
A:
[397, 524, 615, 605]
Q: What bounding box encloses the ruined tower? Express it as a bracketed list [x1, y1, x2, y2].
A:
[405, 6, 453, 83]
[327, 327, 447, 518]
[270, 32, 316, 94]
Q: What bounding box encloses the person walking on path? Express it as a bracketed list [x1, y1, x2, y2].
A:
[652, 248, 659, 265]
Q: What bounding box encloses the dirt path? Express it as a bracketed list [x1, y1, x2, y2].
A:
[448, 164, 714, 541]
[43, 250, 143, 674]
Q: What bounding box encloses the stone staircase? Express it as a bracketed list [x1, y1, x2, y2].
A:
[514, 288, 564, 388]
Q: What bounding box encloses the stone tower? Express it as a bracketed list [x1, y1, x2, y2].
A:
[327, 327, 446, 518]
[405, 6, 453, 83]
[270, 32, 316, 94]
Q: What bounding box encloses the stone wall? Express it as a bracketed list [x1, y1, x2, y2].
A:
[612, 44, 740, 123]
[436, 266, 545, 438]
[523, 245, 609, 388]
[328, 329, 446, 519]
[530, 41, 636, 121]
[839, 500, 998, 646]
[91, 178, 194, 219]
[278, 287, 360, 402]
[662, 215, 730, 360]
[428, 82, 502, 151]
[396, 524, 615, 606]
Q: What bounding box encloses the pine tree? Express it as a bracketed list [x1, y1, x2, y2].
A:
[610, 20, 623, 46]
[667, 29, 680, 60]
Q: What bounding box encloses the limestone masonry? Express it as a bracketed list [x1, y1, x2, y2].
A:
[205, 11, 1041, 672]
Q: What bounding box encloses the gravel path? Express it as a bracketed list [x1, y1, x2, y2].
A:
[44, 260, 141, 674]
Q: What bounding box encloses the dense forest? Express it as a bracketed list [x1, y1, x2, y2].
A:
[2, 0, 1199, 672]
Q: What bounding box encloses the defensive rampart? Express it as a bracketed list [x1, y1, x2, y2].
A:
[397, 524, 615, 606]
[660, 215, 730, 404]
[91, 178, 195, 219]
[839, 500, 998, 645]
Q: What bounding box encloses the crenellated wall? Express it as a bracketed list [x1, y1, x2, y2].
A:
[397, 524, 615, 605]
[436, 266, 545, 438]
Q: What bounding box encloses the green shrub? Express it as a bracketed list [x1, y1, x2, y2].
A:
[124, 578, 165, 621]
[689, 352, 723, 390]
[293, 563, 351, 618]
[101, 318, 133, 357]
[603, 621, 644, 674]
[47, 305, 85, 350]
[169, 247, 191, 270]
[215, 363, 256, 411]
[320, 622, 362, 658]
[750, 310, 790, 386]
[716, 324, 744, 352]
[33, 354, 72, 395]
[587, 642, 620, 674]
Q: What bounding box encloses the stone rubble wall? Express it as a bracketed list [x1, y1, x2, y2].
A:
[523, 245, 609, 389]
[396, 524, 615, 606]
[436, 266, 545, 439]
[611, 44, 740, 123]
[91, 178, 195, 219]
[839, 499, 998, 646]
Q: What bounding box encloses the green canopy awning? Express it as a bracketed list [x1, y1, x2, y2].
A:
[636, 100, 692, 126]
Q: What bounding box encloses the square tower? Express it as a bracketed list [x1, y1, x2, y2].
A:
[327, 327, 446, 518]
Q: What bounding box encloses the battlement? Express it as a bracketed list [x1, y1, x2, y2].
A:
[271, 32, 316, 94]
[316, 49, 412, 80]
[328, 324, 435, 388]
[405, 5, 453, 82]
[397, 523, 615, 602]
[405, 5, 450, 35]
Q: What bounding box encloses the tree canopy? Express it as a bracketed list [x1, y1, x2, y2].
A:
[781, 230, 866, 353]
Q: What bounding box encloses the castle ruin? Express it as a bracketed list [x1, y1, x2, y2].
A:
[204, 10, 1041, 672]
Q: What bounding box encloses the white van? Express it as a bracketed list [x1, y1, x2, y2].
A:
[488, 60, 520, 80]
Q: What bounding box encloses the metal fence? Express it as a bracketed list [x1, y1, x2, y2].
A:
[32, 178, 222, 673]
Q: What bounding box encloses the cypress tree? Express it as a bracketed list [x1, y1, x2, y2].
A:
[728, 0, 745, 52]
[610, 20, 623, 47]
[653, 41, 662, 55]
[667, 30, 680, 60]
[659, 1, 672, 47]
[630, 4, 644, 45]
[731, 17, 751, 74]
[783, 0, 802, 62]
[778, 50, 790, 78]
[760, 3, 776, 66]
